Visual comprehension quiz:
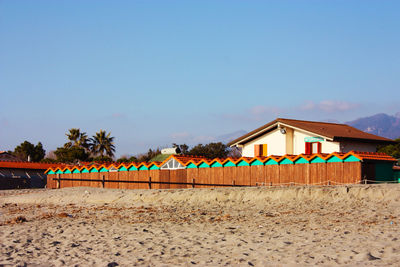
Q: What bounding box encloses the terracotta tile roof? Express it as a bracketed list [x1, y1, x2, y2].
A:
[253, 156, 270, 163]
[220, 157, 240, 165]
[350, 151, 397, 162]
[150, 161, 162, 167]
[298, 154, 315, 161]
[170, 155, 209, 165]
[0, 161, 66, 170]
[0, 151, 21, 161]
[283, 155, 297, 161]
[228, 118, 395, 146]
[268, 155, 283, 162]
[209, 158, 224, 165]
[126, 162, 139, 169]
[238, 157, 254, 163]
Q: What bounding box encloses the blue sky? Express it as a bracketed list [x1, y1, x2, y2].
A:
[1, 0, 399, 157]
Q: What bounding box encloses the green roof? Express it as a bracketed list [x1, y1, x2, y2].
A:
[149, 154, 172, 162]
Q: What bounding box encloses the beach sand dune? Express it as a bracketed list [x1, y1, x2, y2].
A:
[1, 185, 400, 266]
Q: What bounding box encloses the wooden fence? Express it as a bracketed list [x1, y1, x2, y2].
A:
[46, 161, 364, 189]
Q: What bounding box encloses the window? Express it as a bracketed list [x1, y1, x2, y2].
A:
[254, 144, 268, 157]
[305, 142, 321, 154]
[160, 158, 185, 170]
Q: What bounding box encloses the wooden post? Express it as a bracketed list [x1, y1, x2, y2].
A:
[102, 175, 105, 188]
[57, 174, 60, 189]
[149, 176, 152, 189]
[192, 178, 195, 188]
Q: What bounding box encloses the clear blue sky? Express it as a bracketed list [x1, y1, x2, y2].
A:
[1, 0, 399, 157]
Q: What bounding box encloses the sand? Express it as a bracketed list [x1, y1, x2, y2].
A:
[1, 185, 400, 266]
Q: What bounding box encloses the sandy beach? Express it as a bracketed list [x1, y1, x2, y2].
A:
[1, 185, 400, 266]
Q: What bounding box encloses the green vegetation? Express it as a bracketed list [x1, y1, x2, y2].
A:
[187, 142, 229, 159]
[41, 128, 116, 163]
[64, 128, 90, 151]
[89, 130, 116, 158]
[11, 130, 240, 164]
[378, 138, 400, 159]
[11, 141, 45, 162]
[54, 146, 89, 163]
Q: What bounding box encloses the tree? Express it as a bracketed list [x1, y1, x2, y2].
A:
[92, 155, 114, 162]
[33, 142, 46, 162]
[89, 130, 116, 158]
[378, 138, 400, 159]
[117, 155, 138, 163]
[65, 128, 90, 151]
[228, 146, 242, 158]
[173, 143, 189, 154]
[12, 141, 46, 162]
[136, 148, 161, 162]
[188, 142, 229, 159]
[54, 146, 89, 163]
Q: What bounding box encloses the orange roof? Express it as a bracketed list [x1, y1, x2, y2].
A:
[282, 154, 297, 161]
[164, 155, 209, 166]
[126, 162, 139, 169]
[220, 157, 240, 165]
[253, 156, 270, 163]
[234, 157, 253, 164]
[149, 161, 162, 167]
[268, 155, 283, 162]
[350, 151, 397, 162]
[0, 161, 66, 170]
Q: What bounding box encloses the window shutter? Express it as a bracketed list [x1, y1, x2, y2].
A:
[254, 144, 262, 157]
[305, 143, 311, 154]
[262, 144, 268, 156]
[317, 142, 322, 153]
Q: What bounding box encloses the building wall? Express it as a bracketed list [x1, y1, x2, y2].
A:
[292, 129, 340, 154]
[242, 128, 341, 157]
[241, 128, 286, 157]
[0, 168, 46, 188]
[339, 141, 377, 153]
[241, 127, 378, 157]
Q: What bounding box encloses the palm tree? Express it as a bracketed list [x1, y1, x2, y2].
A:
[77, 132, 90, 151]
[89, 130, 116, 158]
[65, 128, 89, 150]
[66, 128, 80, 145]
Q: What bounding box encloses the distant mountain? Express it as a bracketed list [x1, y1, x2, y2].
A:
[346, 113, 400, 140]
[217, 130, 247, 144]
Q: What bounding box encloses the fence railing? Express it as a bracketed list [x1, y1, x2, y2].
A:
[53, 176, 248, 189]
[51, 176, 398, 190]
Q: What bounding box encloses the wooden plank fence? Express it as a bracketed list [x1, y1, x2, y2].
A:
[47, 161, 369, 189]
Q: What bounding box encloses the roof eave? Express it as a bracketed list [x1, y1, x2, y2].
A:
[333, 137, 396, 144]
[228, 121, 278, 147]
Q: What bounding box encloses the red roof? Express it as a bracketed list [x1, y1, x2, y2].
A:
[350, 151, 397, 162]
[0, 161, 67, 170]
[170, 155, 209, 165]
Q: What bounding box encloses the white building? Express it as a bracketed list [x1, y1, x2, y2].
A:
[228, 118, 395, 157]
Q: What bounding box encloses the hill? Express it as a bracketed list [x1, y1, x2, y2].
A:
[346, 113, 400, 139]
